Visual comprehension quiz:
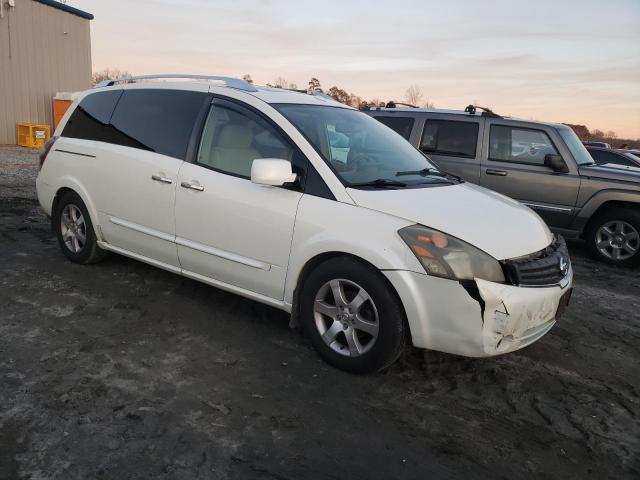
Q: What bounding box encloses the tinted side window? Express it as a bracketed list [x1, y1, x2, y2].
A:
[374, 116, 415, 140]
[589, 150, 629, 166]
[61, 90, 122, 142]
[420, 120, 478, 158]
[197, 103, 293, 178]
[109, 89, 206, 159]
[490, 126, 559, 165]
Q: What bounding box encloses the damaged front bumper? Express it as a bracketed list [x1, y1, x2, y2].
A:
[384, 266, 573, 358]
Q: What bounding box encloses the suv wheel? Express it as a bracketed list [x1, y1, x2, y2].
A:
[299, 256, 407, 373]
[53, 191, 106, 264]
[586, 208, 640, 267]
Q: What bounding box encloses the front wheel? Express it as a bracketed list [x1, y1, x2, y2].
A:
[299, 256, 407, 373]
[585, 208, 640, 267]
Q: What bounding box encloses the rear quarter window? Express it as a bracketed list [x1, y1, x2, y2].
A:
[61, 90, 123, 142]
[373, 116, 415, 140]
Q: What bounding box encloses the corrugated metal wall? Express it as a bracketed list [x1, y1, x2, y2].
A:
[0, 0, 92, 144]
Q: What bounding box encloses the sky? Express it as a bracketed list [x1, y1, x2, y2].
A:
[70, 0, 640, 138]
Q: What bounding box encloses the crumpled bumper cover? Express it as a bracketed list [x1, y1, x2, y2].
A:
[384, 268, 573, 358]
[476, 276, 571, 355]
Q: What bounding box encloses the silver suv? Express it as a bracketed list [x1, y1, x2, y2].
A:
[366, 105, 640, 267]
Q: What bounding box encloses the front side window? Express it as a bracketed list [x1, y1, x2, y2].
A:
[490, 125, 559, 165]
[374, 116, 415, 140]
[109, 89, 206, 160]
[557, 126, 595, 165]
[275, 104, 447, 187]
[420, 120, 479, 158]
[197, 102, 293, 178]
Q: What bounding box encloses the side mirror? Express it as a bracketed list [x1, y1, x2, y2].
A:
[544, 154, 569, 173]
[251, 159, 297, 186]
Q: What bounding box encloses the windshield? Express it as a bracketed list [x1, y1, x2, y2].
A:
[557, 127, 595, 165]
[275, 104, 448, 187]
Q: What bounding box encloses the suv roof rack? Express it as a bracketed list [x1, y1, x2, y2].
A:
[384, 101, 418, 109]
[93, 74, 259, 92]
[464, 104, 502, 118]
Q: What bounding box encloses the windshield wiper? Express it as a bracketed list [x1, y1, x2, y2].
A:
[348, 179, 408, 189]
[395, 168, 462, 182]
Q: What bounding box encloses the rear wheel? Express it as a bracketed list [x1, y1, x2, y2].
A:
[300, 256, 407, 373]
[53, 191, 106, 264]
[586, 208, 640, 267]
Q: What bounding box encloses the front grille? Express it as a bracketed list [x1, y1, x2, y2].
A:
[502, 236, 570, 287]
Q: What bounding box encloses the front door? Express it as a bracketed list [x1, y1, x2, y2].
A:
[480, 122, 580, 228]
[174, 98, 303, 300]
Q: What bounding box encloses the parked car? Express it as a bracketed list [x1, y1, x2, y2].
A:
[582, 141, 611, 148]
[37, 76, 573, 373]
[586, 147, 640, 168]
[366, 105, 640, 267]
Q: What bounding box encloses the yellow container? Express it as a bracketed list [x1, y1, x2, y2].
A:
[16, 123, 51, 148]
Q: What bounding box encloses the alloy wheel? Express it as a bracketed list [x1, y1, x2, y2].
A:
[313, 279, 379, 357]
[60, 204, 87, 253]
[595, 220, 639, 261]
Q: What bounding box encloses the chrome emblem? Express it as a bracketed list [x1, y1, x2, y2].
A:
[559, 257, 568, 276]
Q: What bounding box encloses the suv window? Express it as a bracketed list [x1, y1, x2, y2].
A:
[197, 102, 293, 178]
[589, 149, 632, 167]
[61, 90, 123, 142]
[374, 116, 414, 140]
[109, 89, 206, 160]
[420, 120, 478, 158]
[490, 125, 559, 165]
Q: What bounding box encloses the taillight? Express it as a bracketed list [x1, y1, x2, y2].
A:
[39, 136, 57, 170]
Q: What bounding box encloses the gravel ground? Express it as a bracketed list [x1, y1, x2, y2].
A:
[1, 146, 639, 480]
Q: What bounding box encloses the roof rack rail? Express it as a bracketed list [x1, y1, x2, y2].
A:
[385, 101, 418, 109]
[93, 74, 259, 92]
[282, 87, 336, 102]
[464, 104, 502, 118]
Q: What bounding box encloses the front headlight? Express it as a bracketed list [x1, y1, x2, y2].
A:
[398, 224, 505, 283]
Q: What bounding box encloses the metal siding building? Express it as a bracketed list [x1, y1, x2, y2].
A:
[0, 0, 93, 144]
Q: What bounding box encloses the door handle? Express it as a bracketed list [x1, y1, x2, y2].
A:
[486, 169, 508, 177]
[151, 174, 173, 184]
[180, 181, 205, 192]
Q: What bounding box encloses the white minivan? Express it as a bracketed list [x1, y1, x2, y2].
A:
[36, 75, 573, 373]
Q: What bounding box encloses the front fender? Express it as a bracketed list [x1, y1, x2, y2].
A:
[284, 195, 422, 305]
[573, 189, 640, 232]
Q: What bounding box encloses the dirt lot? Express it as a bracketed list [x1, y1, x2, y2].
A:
[1, 146, 639, 480]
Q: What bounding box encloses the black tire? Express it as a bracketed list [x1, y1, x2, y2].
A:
[299, 256, 407, 374]
[53, 191, 106, 264]
[585, 208, 640, 267]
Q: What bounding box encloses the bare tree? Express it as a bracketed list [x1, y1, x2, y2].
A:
[404, 85, 423, 106]
[242, 74, 254, 84]
[606, 130, 618, 139]
[268, 77, 297, 89]
[91, 68, 132, 86]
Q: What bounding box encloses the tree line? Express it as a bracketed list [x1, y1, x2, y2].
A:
[243, 74, 434, 110]
[91, 69, 636, 144]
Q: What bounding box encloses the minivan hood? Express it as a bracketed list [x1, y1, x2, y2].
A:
[346, 183, 553, 260]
